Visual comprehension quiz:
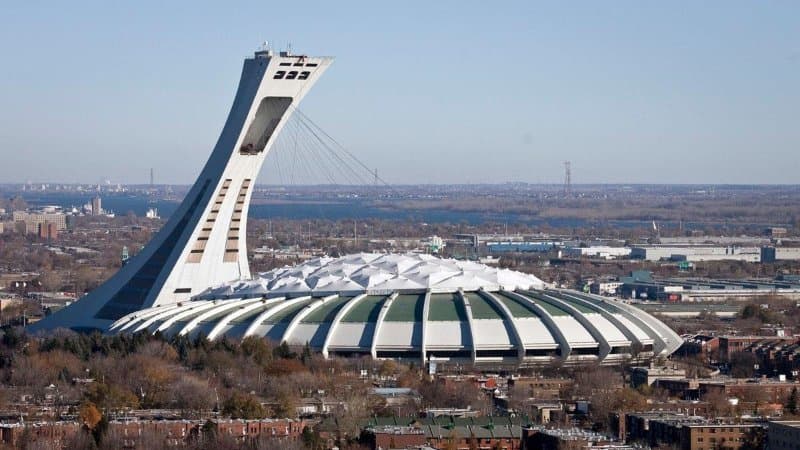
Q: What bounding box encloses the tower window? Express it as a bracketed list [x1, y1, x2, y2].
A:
[298, 71, 310, 80]
[279, 62, 291, 66]
[306, 63, 318, 67]
[273, 71, 286, 79]
[286, 71, 298, 80]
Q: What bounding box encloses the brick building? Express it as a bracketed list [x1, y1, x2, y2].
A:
[624, 412, 765, 450]
[12, 211, 67, 235]
[38, 222, 58, 240]
[0, 418, 307, 448]
[363, 416, 526, 450]
[679, 334, 720, 362]
[718, 336, 798, 362]
[507, 376, 573, 401]
[699, 378, 799, 404]
[523, 427, 631, 450]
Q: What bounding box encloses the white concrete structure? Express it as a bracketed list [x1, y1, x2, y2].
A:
[108, 253, 682, 368]
[630, 245, 760, 262]
[562, 246, 631, 259]
[30, 47, 333, 332]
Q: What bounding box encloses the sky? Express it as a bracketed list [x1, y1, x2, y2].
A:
[0, 1, 798, 185]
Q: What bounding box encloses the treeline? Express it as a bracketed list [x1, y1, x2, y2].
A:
[0, 328, 472, 449]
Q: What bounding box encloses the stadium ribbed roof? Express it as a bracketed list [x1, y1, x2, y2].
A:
[109, 253, 682, 367]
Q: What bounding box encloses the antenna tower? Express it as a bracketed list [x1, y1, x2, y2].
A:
[563, 161, 572, 196]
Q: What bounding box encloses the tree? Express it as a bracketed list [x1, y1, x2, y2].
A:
[39, 271, 63, 292]
[241, 336, 273, 366]
[729, 352, 758, 378]
[79, 402, 102, 430]
[302, 426, 322, 450]
[787, 387, 799, 415]
[85, 382, 140, 410]
[222, 392, 267, 419]
[740, 427, 766, 450]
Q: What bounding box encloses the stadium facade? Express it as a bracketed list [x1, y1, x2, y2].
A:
[109, 253, 681, 367]
[28, 47, 682, 367]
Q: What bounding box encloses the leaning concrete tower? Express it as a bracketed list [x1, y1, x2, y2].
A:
[30, 46, 333, 332]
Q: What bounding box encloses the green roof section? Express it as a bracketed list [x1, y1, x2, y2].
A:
[464, 292, 504, 320]
[301, 296, 352, 323]
[265, 298, 313, 324]
[556, 296, 597, 314]
[198, 306, 242, 323]
[493, 292, 538, 318]
[516, 291, 569, 316]
[228, 302, 280, 324]
[427, 293, 468, 322]
[384, 294, 425, 322]
[341, 295, 386, 323]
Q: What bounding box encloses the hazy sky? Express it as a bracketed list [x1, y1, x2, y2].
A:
[0, 2, 798, 185]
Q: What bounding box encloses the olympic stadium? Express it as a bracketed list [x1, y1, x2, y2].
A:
[27, 46, 682, 368]
[107, 253, 681, 367]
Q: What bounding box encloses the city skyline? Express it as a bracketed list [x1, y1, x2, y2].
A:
[1, 1, 798, 185]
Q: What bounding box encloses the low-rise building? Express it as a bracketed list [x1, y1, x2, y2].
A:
[0, 418, 307, 448]
[562, 246, 631, 259]
[718, 336, 799, 362]
[631, 245, 761, 262]
[768, 421, 800, 450]
[363, 416, 526, 450]
[523, 427, 631, 450]
[630, 365, 687, 388]
[679, 334, 721, 362]
[507, 377, 573, 401]
[699, 378, 799, 404]
[761, 246, 800, 263]
[624, 412, 765, 450]
[620, 272, 800, 301]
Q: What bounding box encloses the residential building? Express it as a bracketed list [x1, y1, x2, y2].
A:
[624, 412, 765, 450]
[12, 211, 67, 234]
[768, 421, 800, 450]
[523, 427, 630, 450]
[0, 418, 307, 448]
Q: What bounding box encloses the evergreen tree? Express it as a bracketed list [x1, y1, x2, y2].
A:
[788, 387, 798, 415]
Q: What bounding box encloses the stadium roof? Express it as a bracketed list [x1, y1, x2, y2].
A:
[109, 253, 682, 368]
